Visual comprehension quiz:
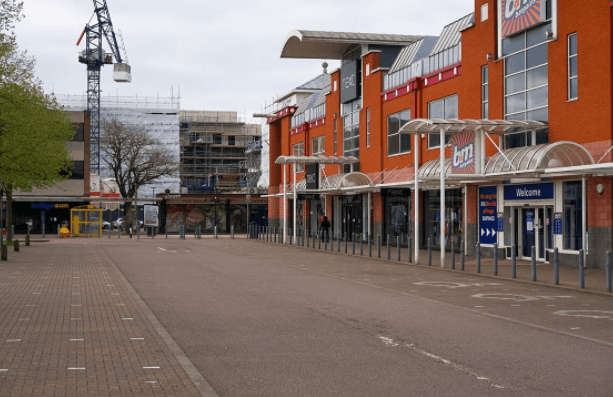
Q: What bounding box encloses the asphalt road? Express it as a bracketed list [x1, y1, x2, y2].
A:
[93, 237, 613, 397]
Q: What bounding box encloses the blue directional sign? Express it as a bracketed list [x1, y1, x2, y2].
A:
[479, 186, 497, 245]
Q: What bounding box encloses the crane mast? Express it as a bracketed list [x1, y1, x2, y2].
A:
[77, 0, 131, 175]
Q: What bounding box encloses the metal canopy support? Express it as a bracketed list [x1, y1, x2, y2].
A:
[414, 132, 419, 265]
[439, 126, 446, 268]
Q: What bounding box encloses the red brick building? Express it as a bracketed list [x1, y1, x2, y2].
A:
[265, 0, 613, 269]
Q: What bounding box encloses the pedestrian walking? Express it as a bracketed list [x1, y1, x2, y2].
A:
[320, 215, 330, 242]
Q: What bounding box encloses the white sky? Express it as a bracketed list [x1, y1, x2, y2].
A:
[14, 0, 475, 117]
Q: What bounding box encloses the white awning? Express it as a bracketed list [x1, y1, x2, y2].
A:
[398, 118, 546, 134]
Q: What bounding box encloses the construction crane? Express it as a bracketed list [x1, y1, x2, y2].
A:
[77, 0, 131, 175]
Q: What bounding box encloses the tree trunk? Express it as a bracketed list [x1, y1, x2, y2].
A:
[6, 188, 13, 243]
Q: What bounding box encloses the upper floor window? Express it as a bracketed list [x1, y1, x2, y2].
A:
[213, 134, 222, 144]
[312, 135, 325, 156]
[482, 65, 489, 118]
[568, 33, 578, 100]
[293, 142, 304, 173]
[387, 109, 411, 156]
[72, 123, 84, 141]
[228, 136, 235, 146]
[61, 161, 84, 180]
[366, 108, 371, 148]
[503, 21, 550, 148]
[342, 99, 361, 171]
[428, 94, 458, 148]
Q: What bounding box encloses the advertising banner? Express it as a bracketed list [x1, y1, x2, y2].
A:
[340, 60, 360, 103]
[500, 0, 545, 38]
[479, 186, 497, 245]
[305, 164, 319, 190]
[143, 205, 159, 227]
[450, 132, 476, 174]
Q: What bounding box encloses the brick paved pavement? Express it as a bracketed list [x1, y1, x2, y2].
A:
[0, 241, 212, 397]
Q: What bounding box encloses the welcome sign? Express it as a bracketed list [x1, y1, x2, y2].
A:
[500, 0, 546, 37]
[450, 132, 476, 174]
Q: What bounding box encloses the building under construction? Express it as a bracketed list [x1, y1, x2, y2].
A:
[180, 111, 263, 194]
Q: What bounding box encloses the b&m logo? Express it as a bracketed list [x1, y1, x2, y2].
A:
[451, 132, 476, 174]
[500, 0, 543, 38]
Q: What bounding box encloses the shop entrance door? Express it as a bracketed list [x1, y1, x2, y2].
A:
[342, 203, 362, 241]
[520, 207, 552, 261]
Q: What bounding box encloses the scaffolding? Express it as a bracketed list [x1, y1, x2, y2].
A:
[179, 111, 262, 194]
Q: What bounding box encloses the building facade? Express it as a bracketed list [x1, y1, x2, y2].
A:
[180, 111, 262, 194]
[266, 0, 613, 269]
[12, 111, 91, 234]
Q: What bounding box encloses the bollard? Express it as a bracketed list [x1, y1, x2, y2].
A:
[344, 234, 348, 254]
[137, 225, 140, 239]
[451, 240, 455, 270]
[606, 251, 612, 293]
[408, 236, 413, 264]
[290, 234, 293, 246]
[368, 233, 372, 258]
[165, 225, 168, 239]
[352, 234, 356, 255]
[377, 235, 381, 259]
[330, 234, 334, 251]
[554, 247, 559, 285]
[324, 235, 327, 250]
[25, 235, 30, 247]
[512, 246, 517, 279]
[397, 236, 401, 262]
[387, 235, 390, 260]
[318, 234, 321, 250]
[360, 236, 364, 256]
[231, 225, 235, 239]
[493, 243, 498, 276]
[337, 233, 340, 253]
[428, 238, 432, 267]
[1, 245, 6, 261]
[118, 226, 121, 239]
[14, 239, 19, 252]
[476, 243, 481, 273]
[460, 244, 465, 271]
[215, 226, 218, 239]
[307, 233, 310, 248]
[579, 249, 585, 289]
[531, 246, 536, 281]
[108, 225, 111, 239]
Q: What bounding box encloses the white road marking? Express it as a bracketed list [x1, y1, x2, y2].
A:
[122, 318, 134, 320]
[379, 336, 505, 389]
[143, 366, 159, 369]
[416, 281, 503, 289]
[6, 339, 21, 342]
[70, 339, 84, 341]
[157, 247, 166, 251]
[571, 327, 581, 330]
[472, 294, 572, 302]
[130, 338, 144, 340]
[68, 368, 85, 370]
[553, 310, 613, 320]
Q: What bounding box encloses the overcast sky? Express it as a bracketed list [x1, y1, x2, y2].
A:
[14, 0, 475, 118]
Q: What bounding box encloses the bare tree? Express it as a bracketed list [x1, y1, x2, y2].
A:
[100, 118, 178, 229]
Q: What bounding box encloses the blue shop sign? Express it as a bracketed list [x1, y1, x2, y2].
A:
[504, 183, 554, 201]
[479, 186, 497, 245]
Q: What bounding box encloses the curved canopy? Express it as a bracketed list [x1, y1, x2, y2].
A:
[281, 30, 422, 59]
[399, 118, 546, 135]
[294, 172, 373, 191]
[485, 141, 594, 174]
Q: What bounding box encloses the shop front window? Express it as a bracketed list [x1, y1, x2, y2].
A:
[563, 181, 583, 251]
[424, 189, 462, 250]
[384, 196, 410, 240]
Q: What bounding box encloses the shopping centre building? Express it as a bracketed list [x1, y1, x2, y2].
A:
[264, 0, 613, 269]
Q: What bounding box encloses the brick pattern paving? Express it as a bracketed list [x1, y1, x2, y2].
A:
[0, 244, 202, 397]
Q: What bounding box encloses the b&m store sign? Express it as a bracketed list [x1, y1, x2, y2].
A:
[450, 132, 476, 174]
[500, 0, 546, 37]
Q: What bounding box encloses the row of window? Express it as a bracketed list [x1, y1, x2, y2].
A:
[290, 103, 326, 129]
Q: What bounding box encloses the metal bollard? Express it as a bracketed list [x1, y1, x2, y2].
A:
[428, 238, 432, 267]
[493, 243, 498, 276]
[318, 234, 321, 250]
[118, 226, 121, 239]
[377, 235, 381, 259]
[531, 246, 536, 281]
[554, 247, 559, 285]
[165, 225, 168, 239]
[108, 225, 111, 238]
[14, 239, 19, 252]
[231, 225, 234, 239]
[360, 236, 363, 256]
[214, 226, 218, 239]
[387, 235, 390, 260]
[579, 249, 585, 289]
[397, 236, 401, 262]
[460, 244, 465, 271]
[330, 234, 334, 251]
[368, 233, 372, 258]
[451, 240, 455, 270]
[307, 233, 310, 248]
[606, 251, 612, 293]
[324, 236, 327, 251]
[408, 236, 413, 264]
[1, 245, 6, 261]
[476, 243, 481, 273]
[344, 234, 348, 254]
[512, 246, 517, 279]
[137, 225, 140, 239]
[352, 234, 356, 255]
